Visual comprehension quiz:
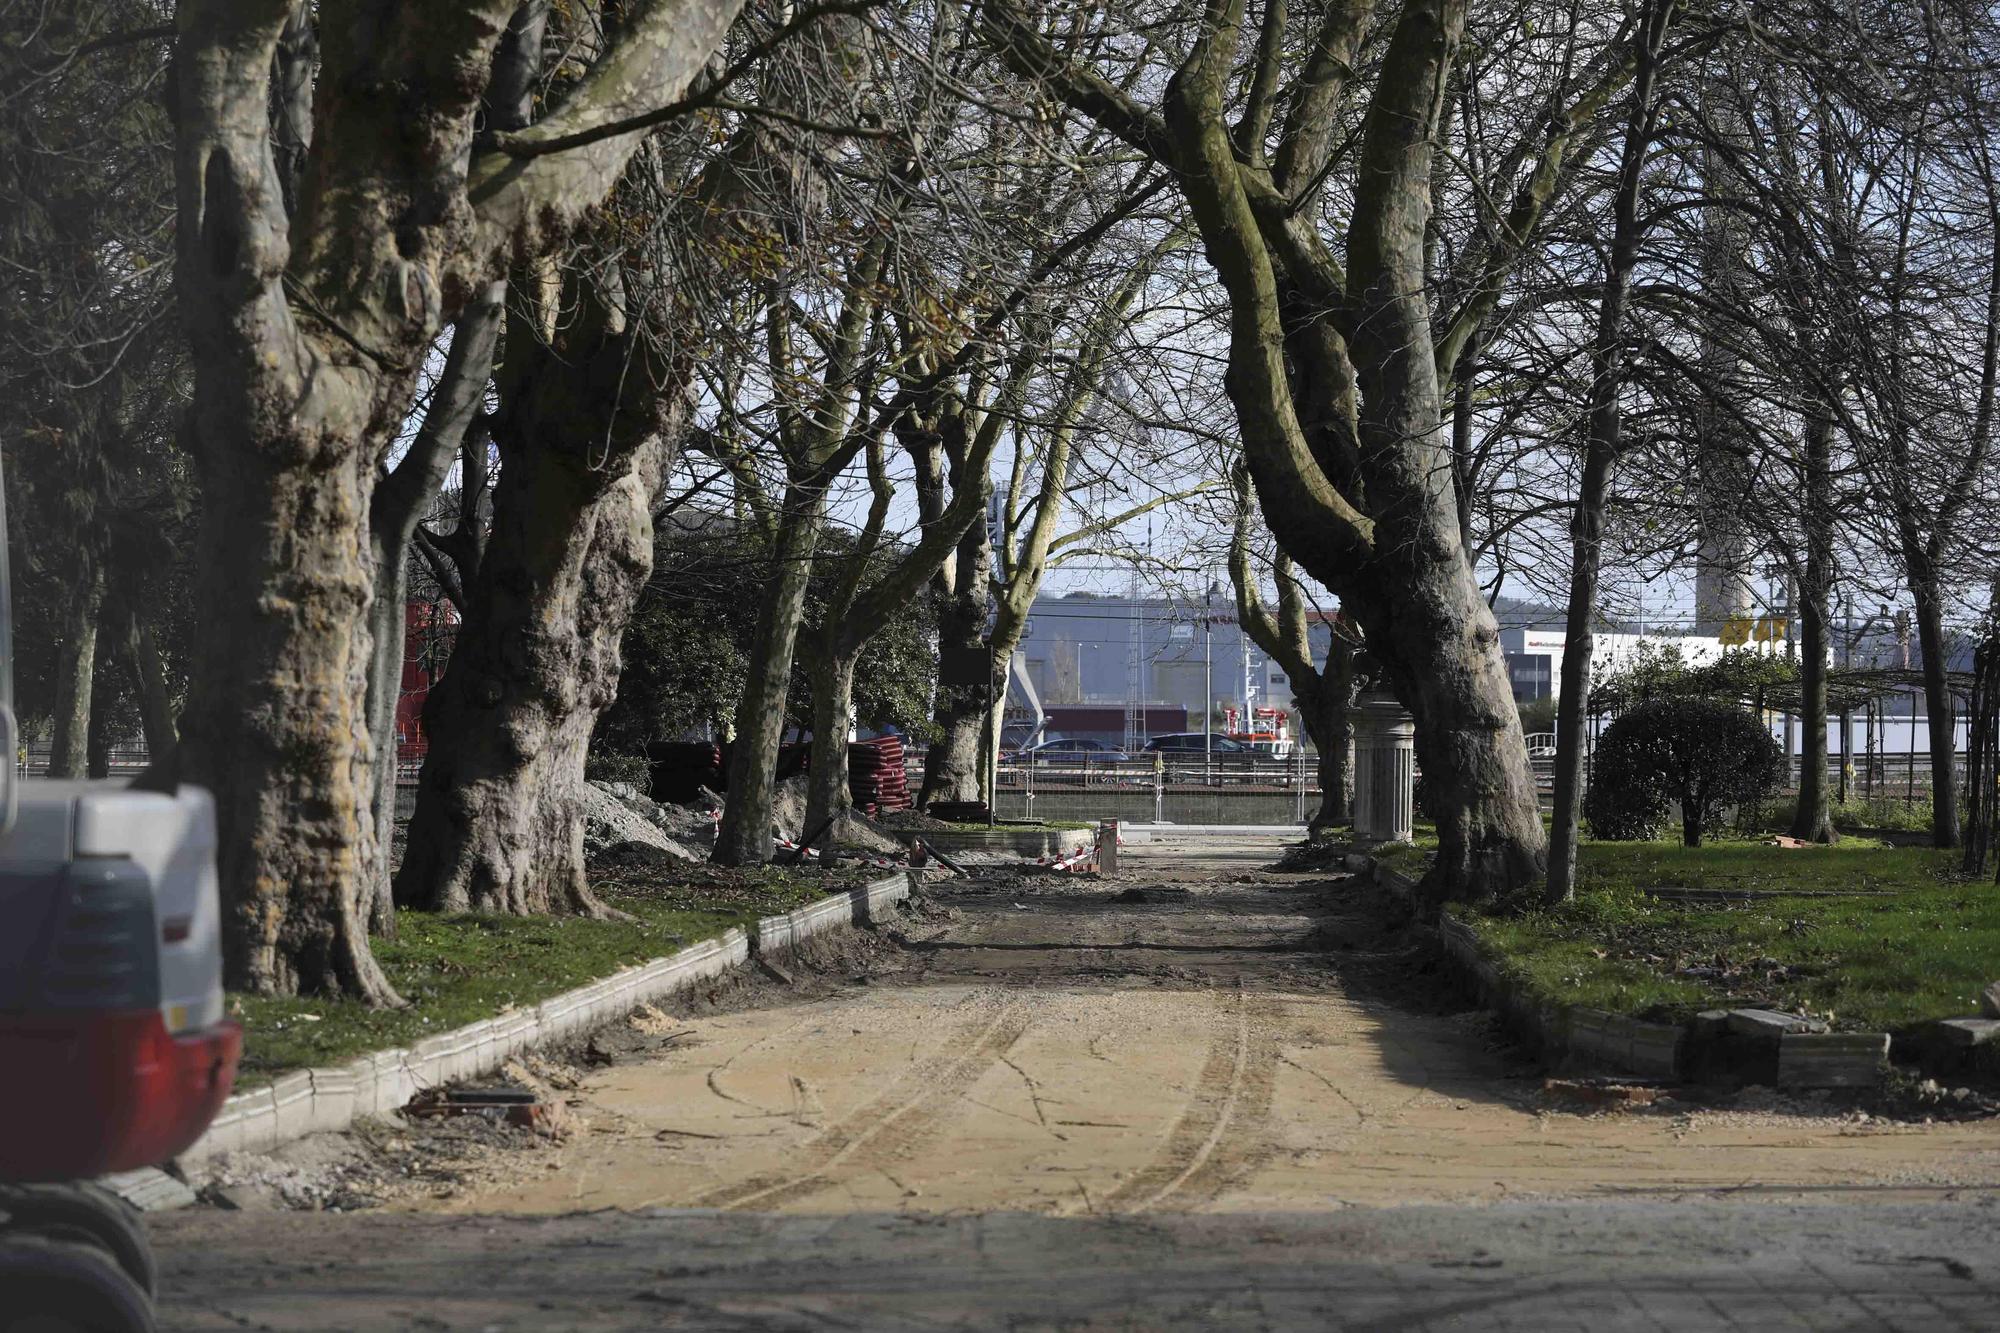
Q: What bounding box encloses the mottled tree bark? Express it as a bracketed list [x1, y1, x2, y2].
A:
[713, 484, 826, 865]
[364, 282, 505, 932]
[805, 403, 1002, 847]
[803, 653, 860, 848]
[124, 609, 179, 760]
[399, 274, 678, 914]
[985, 0, 1646, 906]
[363, 5, 540, 932]
[920, 520, 994, 809]
[1228, 468, 1356, 837]
[47, 571, 101, 779]
[1309, 637, 1357, 834]
[1184, 0, 1541, 908]
[171, 0, 744, 996]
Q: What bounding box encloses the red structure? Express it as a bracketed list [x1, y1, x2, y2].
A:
[395, 600, 460, 779]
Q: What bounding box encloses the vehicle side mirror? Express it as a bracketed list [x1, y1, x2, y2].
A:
[0, 703, 15, 839]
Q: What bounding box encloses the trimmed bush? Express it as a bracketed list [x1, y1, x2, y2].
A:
[1584, 698, 1784, 847]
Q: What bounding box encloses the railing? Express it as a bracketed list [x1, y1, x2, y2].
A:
[993, 748, 1321, 823]
[15, 740, 153, 777]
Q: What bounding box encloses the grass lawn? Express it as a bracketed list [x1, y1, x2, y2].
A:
[1460, 839, 1998, 1034]
[231, 865, 877, 1087]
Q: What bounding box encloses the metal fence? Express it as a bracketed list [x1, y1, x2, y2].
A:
[15, 739, 153, 777]
[990, 748, 1320, 825]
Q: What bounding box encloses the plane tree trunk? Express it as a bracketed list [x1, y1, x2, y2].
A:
[713, 482, 827, 865]
[365, 282, 505, 930]
[124, 609, 179, 761]
[990, 0, 1571, 908]
[1307, 637, 1357, 834]
[920, 519, 993, 809]
[363, 4, 539, 931]
[398, 271, 680, 915]
[802, 652, 861, 850]
[47, 570, 102, 779]
[170, 0, 744, 997]
[807, 392, 1005, 847]
[1228, 466, 1358, 839]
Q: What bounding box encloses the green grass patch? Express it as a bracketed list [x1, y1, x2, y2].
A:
[1463, 840, 1997, 1033]
[1760, 793, 1935, 834]
[230, 866, 866, 1087]
[1371, 822, 1440, 869]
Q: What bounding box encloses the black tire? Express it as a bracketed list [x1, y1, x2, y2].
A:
[0, 1235, 155, 1333]
[0, 1185, 155, 1298]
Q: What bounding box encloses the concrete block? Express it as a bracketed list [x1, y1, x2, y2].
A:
[369, 1050, 419, 1113]
[1726, 1009, 1825, 1038]
[488, 1010, 538, 1061]
[99, 1167, 199, 1212]
[1435, 912, 1476, 949]
[1565, 1008, 1629, 1070]
[339, 1055, 381, 1118]
[1777, 1031, 1889, 1088]
[308, 1064, 359, 1135]
[1625, 1020, 1686, 1079]
[263, 1072, 315, 1150]
[229, 1085, 280, 1155]
[1936, 1018, 2000, 1048]
[855, 871, 911, 926]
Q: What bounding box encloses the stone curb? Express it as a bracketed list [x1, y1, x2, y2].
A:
[1363, 857, 1887, 1088]
[912, 826, 1092, 860]
[175, 870, 917, 1172]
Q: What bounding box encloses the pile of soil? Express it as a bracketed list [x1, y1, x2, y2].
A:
[1270, 839, 1357, 873]
[875, 809, 958, 833]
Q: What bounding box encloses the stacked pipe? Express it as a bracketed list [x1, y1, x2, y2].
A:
[848, 735, 911, 815]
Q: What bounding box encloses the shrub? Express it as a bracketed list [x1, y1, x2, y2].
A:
[584, 751, 652, 791]
[1584, 698, 1784, 847]
[1516, 695, 1558, 735]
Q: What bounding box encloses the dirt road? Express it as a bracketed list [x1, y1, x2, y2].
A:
[152, 831, 2000, 1329]
[418, 833, 2000, 1215]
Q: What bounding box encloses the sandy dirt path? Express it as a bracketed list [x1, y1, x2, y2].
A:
[417, 833, 2000, 1216]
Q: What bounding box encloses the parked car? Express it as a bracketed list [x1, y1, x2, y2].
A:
[1013, 737, 1131, 763]
[1142, 733, 1251, 753]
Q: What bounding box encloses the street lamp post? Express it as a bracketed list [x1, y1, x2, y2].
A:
[1204, 585, 1214, 788]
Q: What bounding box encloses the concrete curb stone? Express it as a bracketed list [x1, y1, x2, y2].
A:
[1777, 1032, 1890, 1088]
[166, 872, 915, 1183]
[1357, 855, 1887, 1089]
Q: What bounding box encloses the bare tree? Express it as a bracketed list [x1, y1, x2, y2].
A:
[983, 1, 1652, 906]
[1228, 465, 1359, 835]
[171, 0, 746, 999]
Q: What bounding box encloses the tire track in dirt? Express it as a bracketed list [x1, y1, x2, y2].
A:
[674, 1000, 1032, 1211]
[1089, 983, 1281, 1215]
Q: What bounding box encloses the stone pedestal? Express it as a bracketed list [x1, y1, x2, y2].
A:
[1349, 694, 1416, 846]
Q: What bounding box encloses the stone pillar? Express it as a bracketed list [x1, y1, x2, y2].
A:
[1350, 693, 1416, 845]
